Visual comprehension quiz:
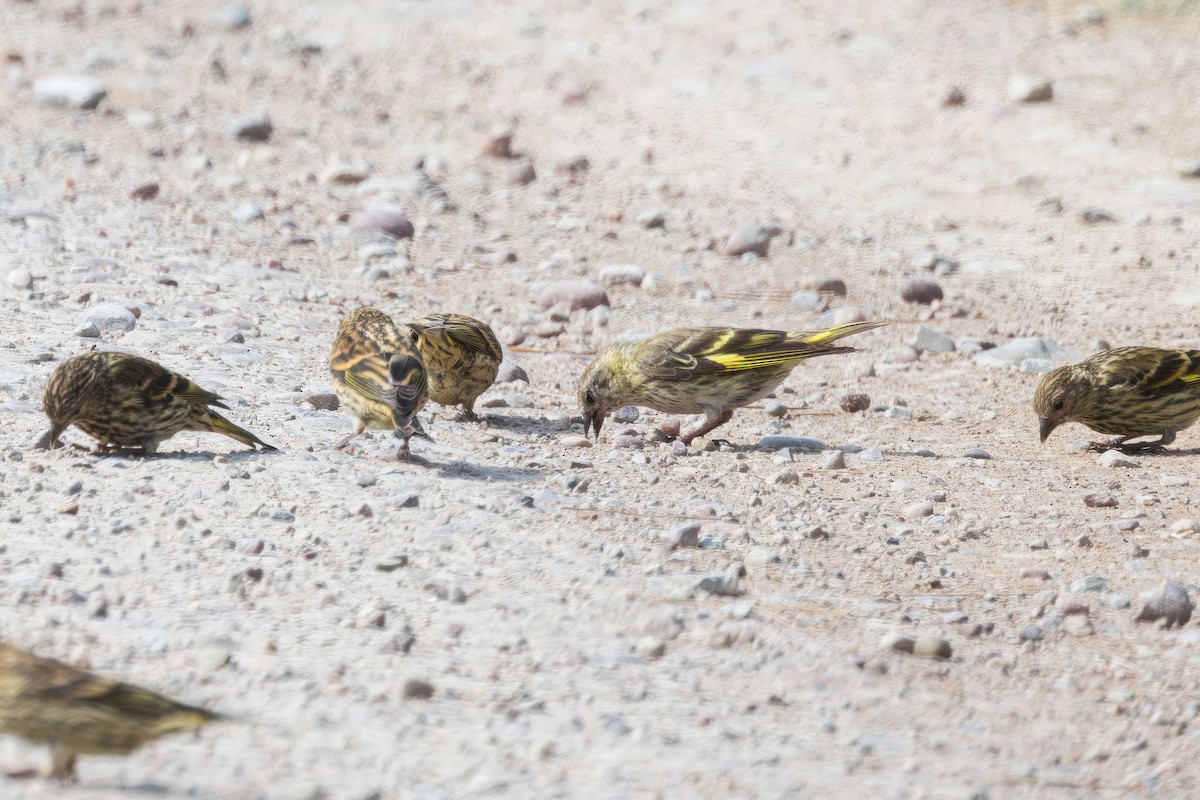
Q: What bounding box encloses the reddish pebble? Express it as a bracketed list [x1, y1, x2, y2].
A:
[130, 182, 159, 201]
[537, 280, 609, 311]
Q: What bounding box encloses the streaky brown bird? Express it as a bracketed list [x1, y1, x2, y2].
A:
[0, 643, 222, 782]
[329, 307, 430, 460]
[578, 321, 888, 445]
[407, 313, 503, 421]
[1034, 346, 1200, 452]
[39, 351, 275, 454]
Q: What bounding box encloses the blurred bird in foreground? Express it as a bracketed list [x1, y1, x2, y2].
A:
[330, 307, 430, 461]
[39, 351, 275, 454]
[1034, 346, 1200, 452]
[0, 643, 221, 782]
[407, 313, 502, 421]
[578, 321, 888, 445]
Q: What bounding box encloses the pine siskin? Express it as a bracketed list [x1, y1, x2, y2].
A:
[1034, 346, 1200, 451]
[407, 313, 503, 421]
[39, 351, 275, 455]
[0, 642, 222, 782]
[330, 307, 430, 460]
[578, 321, 888, 444]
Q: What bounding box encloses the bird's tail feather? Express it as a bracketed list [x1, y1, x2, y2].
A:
[200, 410, 276, 450]
[795, 320, 889, 346]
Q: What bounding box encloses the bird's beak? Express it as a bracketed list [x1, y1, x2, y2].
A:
[36, 422, 68, 450]
[583, 410, 606, 439]
[1038, 417, 1056, 443]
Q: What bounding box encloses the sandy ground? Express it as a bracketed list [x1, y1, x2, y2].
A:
[3, 0, 1200, 797]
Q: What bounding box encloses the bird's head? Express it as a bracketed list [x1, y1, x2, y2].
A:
[578, 350, 626, 439]
[1033, 365, 1091, 443]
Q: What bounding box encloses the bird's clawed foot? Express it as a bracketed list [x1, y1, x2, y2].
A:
[1088, 438, 1166, 455]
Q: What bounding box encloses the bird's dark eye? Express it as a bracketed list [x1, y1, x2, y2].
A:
[1053, 399, 1065, 411]
[584, 390, 595, 406]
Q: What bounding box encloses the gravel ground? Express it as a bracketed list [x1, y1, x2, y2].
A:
[3, 0, 1200, 797]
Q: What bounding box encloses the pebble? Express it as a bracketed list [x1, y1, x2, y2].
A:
[537, 280, 609, 311]
[402, 679, 435, 699]
[532, 321, 564, 338]
[664, 523, 700, 549]
[1008, 75, 1054, 103]
[77, 303, 136, 336]
[694, 567, 742, 597]
[268, 508, 295, 523]
[495, 363, 529, 384]
[482, 130, 513, 158]
[1171, 519, 1200, 534]
[721, 224, 771, 257]
[909, 326, 955, 354]
[962, 448, 991, 459]
[764, 400, 788, 418]
[1069, 575, 1108, 593]
[759, 435, 824, 451]
[1020, 567, 1051, 580]
[1019, 625, 1044, 642]
[233, 201, 264, 223]
[773, 447, 794, 465]
[804, 277, 847, 296]
[507, 159, 537, 186]
[1160, 475, 1190, 487]
[226, 113, 273, 142]
[821, 450, 846, 470]
[745, 548, 781, 566]
[1098, 450, 1139, 469]
[974, 337, 1075, 368]
[900, 278, 943, 304]
[1080, 207, 1114, 224]
[880, 633, 915, 653]
[884, 406, 913, 421]
[1176, 161, 1200, 179]
[376, 555, 409, 573]
[218, 4, 252, 28]
[839, 392, 870, 413]
[34, 75, 107, 110]
[350, 207, 414, 240]
[1020, 358, 1055, 374]
[598, 263, 645, 287]
[912, 635, 952, 660]
[129, 182, 160, 201]
[1136, 582, 1193, 628]
[790, 291, 824, 311]
[319, 161, 369, 186]
[613, 406, 639, 423]
[905, 501, 934, 521]
[852, 447, 884, 463]
[6, 268, 33, 290]
[772, 469, 799, 485]
[637, 209, 666, 229]
[636, 636, 667, 661]
[1083, 491, 1118, 508]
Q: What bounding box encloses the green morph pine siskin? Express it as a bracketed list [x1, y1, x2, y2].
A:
[578, 321, 888, 445]
[407, 313, 503, 422]
[0, 643, 222, 782]
[1034, 346, 1200, 452]
[40, 351, 275, 454]
[330, 307, 430, 461]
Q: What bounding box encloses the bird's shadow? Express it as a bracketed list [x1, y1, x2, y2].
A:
[473, 412, 556, 434]
[432, 460, 545, 482]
